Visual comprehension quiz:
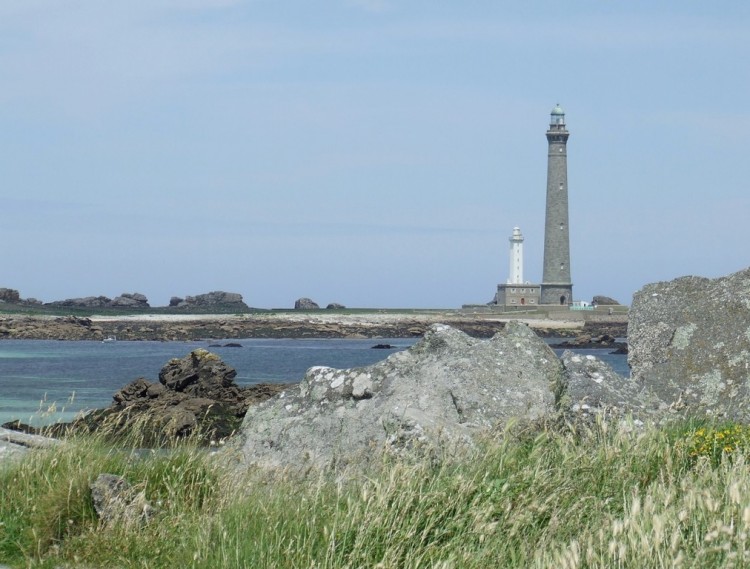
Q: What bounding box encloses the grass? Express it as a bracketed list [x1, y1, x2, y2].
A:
[3, 418, 750, 568]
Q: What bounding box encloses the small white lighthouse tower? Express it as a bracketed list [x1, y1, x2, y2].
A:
[494, 226, 541, 307]
[507, 226, 524, 284]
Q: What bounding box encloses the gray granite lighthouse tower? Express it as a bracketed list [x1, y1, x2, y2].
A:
[540, 104, 573, 305]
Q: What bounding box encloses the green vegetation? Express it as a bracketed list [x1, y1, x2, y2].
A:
[3, 419, 750, 568]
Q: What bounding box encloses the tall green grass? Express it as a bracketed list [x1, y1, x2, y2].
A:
[3, 419, 750, 568]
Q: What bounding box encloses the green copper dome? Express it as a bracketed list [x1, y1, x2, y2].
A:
[551, 104, 565, 115]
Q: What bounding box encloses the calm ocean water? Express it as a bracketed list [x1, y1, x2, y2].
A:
[0, 338, 629, 426]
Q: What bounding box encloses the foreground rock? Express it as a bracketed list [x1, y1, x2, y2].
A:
[90, 474, 155, 529]
[557, 351, 655, 424]
[230, 322, 559, 474]
[629, 267, 750, 421]
[70, 349, 290, 444]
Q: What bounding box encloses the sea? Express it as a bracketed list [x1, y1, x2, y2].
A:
[0, 338, 629, 427]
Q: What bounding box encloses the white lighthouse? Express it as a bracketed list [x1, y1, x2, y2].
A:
[495, 226, 541, 307]
[507, 226, 524, 284]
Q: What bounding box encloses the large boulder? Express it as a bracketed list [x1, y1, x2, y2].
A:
[557, 351, 657, 425]
[109, 293, 150, 309]
[628, 267, 750, 420]
[230, 322, 559, 474]
[295, 297, 320, 310]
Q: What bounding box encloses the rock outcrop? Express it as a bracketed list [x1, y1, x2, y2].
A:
[628, 267, 750, 421]
[551, 333, 623, 349]
[295, 298, 320, 310]
[47, 296, 113, 308]
[172, 291, 248, 310]
[0, 288, 20, 303]
[0, 315, 103, 340]
[73, 349, 289, 444]
[592, 295, 621, 306]
[46, 294, 149, 309]
[326, 303, 346, 310]
[231, 322, 559, 474]
[109, 293, 150, 308]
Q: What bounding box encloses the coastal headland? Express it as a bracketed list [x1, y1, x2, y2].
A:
[0, 309, 627, 341]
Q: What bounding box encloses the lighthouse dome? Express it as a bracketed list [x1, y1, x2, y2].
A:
[551, 104, 564, 115]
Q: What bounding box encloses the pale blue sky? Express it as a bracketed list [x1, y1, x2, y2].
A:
[1, 2, 749, 308]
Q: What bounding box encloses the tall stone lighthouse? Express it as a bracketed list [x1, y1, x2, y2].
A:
[540, 104, 573, 305]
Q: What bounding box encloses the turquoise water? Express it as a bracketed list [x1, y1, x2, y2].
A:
[0, 338, 417, 425]
[0, 338, 629, 426]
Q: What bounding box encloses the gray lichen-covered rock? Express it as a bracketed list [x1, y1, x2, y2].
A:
[90, 474, 155, 529]
[230, 322, 559, 474]
[558, 351, 657, 424]
[629, 267, 750, 420]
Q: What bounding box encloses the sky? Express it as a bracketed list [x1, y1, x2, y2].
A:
[1, 2, 749, 309]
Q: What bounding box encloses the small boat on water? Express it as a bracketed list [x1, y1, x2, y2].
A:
[102, 336, 117, 343]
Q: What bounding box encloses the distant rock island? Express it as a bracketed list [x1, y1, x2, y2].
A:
[0, 288, 249, 312]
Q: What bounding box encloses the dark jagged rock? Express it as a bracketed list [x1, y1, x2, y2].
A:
[551, 333, 625, 350]
[65, 349, 290, 445]
[169, 296, 184, 307]
[371, 343, 395, 349]
[326, 303, 346, 310]
[295, 297, 320, 310]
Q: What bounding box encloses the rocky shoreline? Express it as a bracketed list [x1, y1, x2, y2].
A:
[0, 311, 627, 341]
